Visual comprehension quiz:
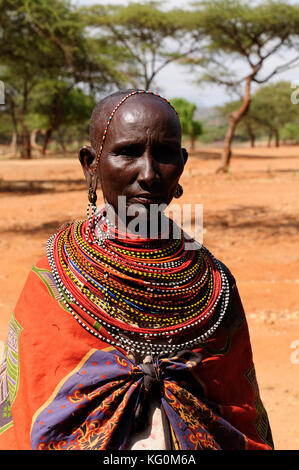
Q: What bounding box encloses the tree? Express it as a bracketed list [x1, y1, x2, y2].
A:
[219, 100, 260, 148]
[0, 0, 85, 157]
[281, 121, 299, 144]
[0, 0, 125, 158]
[81, 2, 199, 89]
[187, 0, 299, 172]
[0, 106, 15, 151]
[171, 97, 203, 150]
[32, 86, 96, 152]
[249, 81, 299, 147]
[220, 81, 299, 147]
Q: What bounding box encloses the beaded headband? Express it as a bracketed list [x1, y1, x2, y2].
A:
[92, 90, 178, 174]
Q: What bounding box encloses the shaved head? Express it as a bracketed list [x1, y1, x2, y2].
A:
[89, 89, 134, 151]
[89, 89, 181, 154]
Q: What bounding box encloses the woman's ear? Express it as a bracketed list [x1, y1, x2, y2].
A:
[78, 146, 97, 187]
[182, 147, 188, 165]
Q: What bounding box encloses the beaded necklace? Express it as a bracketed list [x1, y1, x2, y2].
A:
[47, 213, 230, 356]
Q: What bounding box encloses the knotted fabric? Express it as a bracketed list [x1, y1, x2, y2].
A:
[28, 347, 257, 450]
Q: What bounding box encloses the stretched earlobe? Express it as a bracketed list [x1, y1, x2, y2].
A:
[78, 146, 98, 187]
[182, 148, 188, 165]
[174, 183, 183, 199]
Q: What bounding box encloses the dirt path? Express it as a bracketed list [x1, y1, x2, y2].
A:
[0, 145, 298, 449]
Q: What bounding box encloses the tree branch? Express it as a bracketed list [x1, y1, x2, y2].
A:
[253, 54, 299, 83]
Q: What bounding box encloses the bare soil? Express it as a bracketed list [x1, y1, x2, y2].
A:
[0, 143, 298, 450]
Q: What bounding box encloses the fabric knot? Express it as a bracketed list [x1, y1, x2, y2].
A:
[139, 362, 162, 399]
[132, 361, 162, 434]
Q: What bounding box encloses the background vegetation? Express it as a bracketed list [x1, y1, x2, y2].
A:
[1, 0, 299, 171]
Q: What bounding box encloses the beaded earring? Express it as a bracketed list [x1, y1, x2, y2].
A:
[174, 183, 183, 198]
[85, 178, 116, 246]
[85, 177, 99, 244]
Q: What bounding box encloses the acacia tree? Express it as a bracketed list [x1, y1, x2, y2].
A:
[220, 81, 298, 147]
[0, 0, 126, 158]
[220, 81, 299, 148]
[82, 1, 200, 89]
[248, 81, 299, 147]
[0, 0, 83, 158]
[30, 84, 96, 153]
[187, 0, 299, 172]
[30, 36, 128, 156]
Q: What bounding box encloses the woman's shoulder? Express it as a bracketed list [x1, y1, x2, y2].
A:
[201, 245, 236, 289]
[216, 258, 236, 289]
[15, 254, 53, 304]
[35, 254, 51, 271]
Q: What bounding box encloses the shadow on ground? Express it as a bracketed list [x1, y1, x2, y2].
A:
[0, 179, 86, 194]
[192, 205, 299, 238]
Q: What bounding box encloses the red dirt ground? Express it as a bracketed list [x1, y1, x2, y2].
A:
[0, 143, 298, 450]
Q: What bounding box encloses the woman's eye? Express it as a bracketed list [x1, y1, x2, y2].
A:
[154, 145, 175, 161]
[118, 146, 141, 157]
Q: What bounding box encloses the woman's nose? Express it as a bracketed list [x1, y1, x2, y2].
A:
[137, 150, 159, 188]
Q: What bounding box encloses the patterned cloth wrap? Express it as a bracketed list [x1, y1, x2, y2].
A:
[0, 255, 274, 450]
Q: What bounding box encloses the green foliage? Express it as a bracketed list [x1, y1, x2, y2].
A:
[0, 0, 128, 155]
[251, 81, 298, 130]
[27, 81, 96, 151]
[189, 0, 299, 61]
[0, 0, 83, 77]
[280, 121, 299, 142]
[0, 109, 14, 143]
[31, 80, 95, 128]
[171, 97, 203, 148]
[82, 2, 196, 88]
[186, 0, 299, 87]
[199, 124, 228, 144]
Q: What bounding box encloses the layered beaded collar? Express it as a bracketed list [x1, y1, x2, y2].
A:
[47, 214, 230, 357]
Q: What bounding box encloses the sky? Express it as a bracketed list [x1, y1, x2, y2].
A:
[74, 0, 299, 108]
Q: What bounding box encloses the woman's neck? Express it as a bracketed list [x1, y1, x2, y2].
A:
[102, 203, 177, 244]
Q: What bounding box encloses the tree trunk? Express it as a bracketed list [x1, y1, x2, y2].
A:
[22, 127, 31, 159]
[42, 96, 60, 155]
[18, 112, 31, 159]
[217, 76, 252, 173]
[31, 129, 43, 151]
[267, 129, 272, 148]
[247, 123, 255, 148]
[42, 128, 53, 155]
[274, 129, 280, 147]
[8, 99, 19, 156]
[9, 131, 17, 156]
[59, 140, 67, 152]
[19, 79, 31, 159]
[57, 130, 67, 152]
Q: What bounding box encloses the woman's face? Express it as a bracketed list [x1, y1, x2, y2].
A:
[96, 95, 186, 220]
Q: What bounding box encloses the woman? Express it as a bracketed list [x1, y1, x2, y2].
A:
[0, 89, 273, 450]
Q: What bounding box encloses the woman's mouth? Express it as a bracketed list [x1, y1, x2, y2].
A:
[129, 193, 164, 205]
